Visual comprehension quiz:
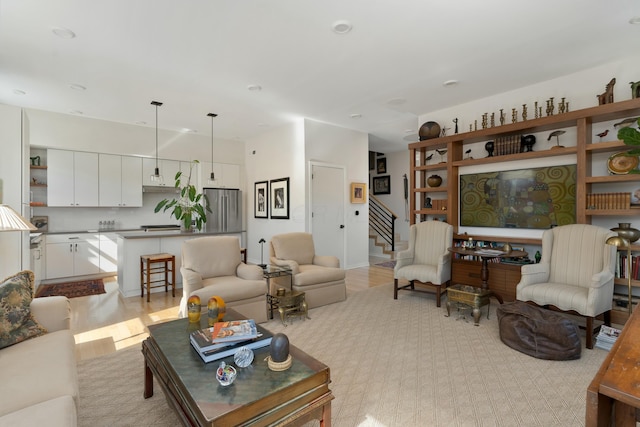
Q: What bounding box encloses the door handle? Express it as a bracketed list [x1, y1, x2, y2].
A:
[340, 225, 345, 229]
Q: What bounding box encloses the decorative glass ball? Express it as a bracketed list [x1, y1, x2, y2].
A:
[234, 346, 254, 368]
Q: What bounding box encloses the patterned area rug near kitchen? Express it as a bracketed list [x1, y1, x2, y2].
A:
[35, 279, 106, 299]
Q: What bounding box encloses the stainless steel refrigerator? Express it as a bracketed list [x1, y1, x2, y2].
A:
[204, 188, 242, 233]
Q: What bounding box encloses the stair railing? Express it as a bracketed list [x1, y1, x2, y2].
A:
[369, 194, 397, 252]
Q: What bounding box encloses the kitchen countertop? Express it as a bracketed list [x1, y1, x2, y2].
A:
[44, 228, 140, 235]
[117, 230, 246, 239]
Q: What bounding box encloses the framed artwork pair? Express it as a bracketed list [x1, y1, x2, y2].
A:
[254, 177, 290, 219]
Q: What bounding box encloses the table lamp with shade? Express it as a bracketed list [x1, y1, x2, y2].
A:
[606, 235, 633, 316]
[0, 204, 36, 232]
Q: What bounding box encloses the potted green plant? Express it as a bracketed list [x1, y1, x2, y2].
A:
[154, 160, 211, 231]
[618, 118, 640, 174]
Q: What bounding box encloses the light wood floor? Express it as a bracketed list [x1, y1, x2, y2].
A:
[71, 261, 397, 361]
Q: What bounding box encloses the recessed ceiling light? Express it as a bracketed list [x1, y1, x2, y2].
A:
[247, 84, 262, 92]
[443, 80, 459, 87]
[13, 89, 26, 95]
[181, 128, 197, 133]
[350, 113, 362, 119]
[135, 121, 147, 125]
[332, 20, 353, 34]
[387, 97, 406, 106]
[257, 123, 269, 127]
[630, 16, 640, 24]
[69, 83, 86, 91]
[69, 110, 83, 115]
[52, 27, 76, 39]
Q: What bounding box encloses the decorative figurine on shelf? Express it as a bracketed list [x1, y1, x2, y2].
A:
[522, 135, 536, 152]
[597, 78, 616, 105]
[485, 141, 495, 157]
[436, 148, 447, 163]
[534, 101, 539, 119]
[465, 149, 473, 160]
[453, 118, 459, 134]
[558, 97, 567, 114]
[441, 126, 450, 137]
[547, 130, 566, 149]
[596, 130, 609, 141]
[499, 109, 505, 125]
[535, 251, 541, 263]
[512, 108, 517, 123]
[522, 104, 527, 121]
[482, 113, 488, 129]
[424, 153, 434, 164]
[490, 112, 495, 127]
[427, 175, 442, 187]
[630, 80, 640, 99]
[474, 120, 478, 131]
[424, 197, 432, 209]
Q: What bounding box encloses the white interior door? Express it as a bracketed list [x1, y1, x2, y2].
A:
[311, 164, 345, 267]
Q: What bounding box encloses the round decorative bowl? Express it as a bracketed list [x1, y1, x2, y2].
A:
[427, 175, 442, 187]
[216, 362, 237, 386]
[418, 121, 441, 140]
[611, 223, 640, 243]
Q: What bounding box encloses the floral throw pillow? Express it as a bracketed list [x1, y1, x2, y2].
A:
[0, 270, 47, 349]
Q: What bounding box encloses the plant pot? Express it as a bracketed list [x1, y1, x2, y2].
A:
[427, 175, 442, 187]
[611, 222, 640, 243]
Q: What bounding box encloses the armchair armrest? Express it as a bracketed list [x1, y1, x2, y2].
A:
[270, 257, 299, 275]
[313, 255, 339, 268]
[590, 269, 615, 289]
[517, 262, 550, 289]
[30, 296, 70, 333]
[394, 249, 414, 270]
[237, 263, 264, 280]
[180, 267, 204, 297]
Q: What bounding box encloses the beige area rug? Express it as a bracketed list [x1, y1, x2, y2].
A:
[77, 284, 608, 426]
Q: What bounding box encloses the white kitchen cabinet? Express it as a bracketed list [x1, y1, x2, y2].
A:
[48, 150, 99, 206]
[45, 233, 100, 279]
[142, 158, 180, 186]
[99, 154, 142, 207]
[199, 161, 240, 189]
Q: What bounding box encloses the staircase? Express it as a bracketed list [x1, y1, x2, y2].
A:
[368, 195, 407, 259]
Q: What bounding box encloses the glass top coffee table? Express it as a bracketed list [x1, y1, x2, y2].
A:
[142, 309, 333, 426]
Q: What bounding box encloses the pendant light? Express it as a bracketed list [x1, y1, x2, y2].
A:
[150, 101, 164, 183]
[207, 113, 218, 185]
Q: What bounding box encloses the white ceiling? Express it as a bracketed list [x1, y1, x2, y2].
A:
[1, 1, 639, 153]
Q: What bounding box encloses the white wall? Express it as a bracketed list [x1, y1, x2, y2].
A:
[245, 119, 369, 269]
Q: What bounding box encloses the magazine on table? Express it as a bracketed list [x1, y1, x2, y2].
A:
[190, 319, 259, 352]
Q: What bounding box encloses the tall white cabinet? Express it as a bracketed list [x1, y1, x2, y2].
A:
[99, 154, 142, 207]
[48, 149, 99, 206]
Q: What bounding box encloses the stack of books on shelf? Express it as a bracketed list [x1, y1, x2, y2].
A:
[190, 319, 273, 363]
[594, 325, 621, 351]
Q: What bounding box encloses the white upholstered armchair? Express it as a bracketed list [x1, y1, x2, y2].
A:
[179, 236, 267, 323]
[394, 221, 453, 306]
[270, 232, 346, 309]
[516, 224, 616, 349]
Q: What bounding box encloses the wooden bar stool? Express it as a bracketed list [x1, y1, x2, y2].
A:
[140, 253, 176, 302]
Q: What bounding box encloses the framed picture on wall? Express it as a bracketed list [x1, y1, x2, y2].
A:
[373, 175, 390, 195]
[270, 177, 290, 219]
[350, 183, 366, 204]
[254, 181, 268, 218]
[377, 157, 387, 174]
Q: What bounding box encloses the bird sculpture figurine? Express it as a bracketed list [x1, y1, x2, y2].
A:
[614, 117, 639, 128]
[464, 149, 473, 160]
[425, 153, 434, 164]
[435, 148, 447, 163]
[596, 129, 609, 140]
[547, 130, 566, 148]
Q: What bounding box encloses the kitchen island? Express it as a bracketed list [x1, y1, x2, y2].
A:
[116, 230, 245, 298]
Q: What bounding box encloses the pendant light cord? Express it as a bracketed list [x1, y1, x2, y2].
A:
[207, 113, 217, 178]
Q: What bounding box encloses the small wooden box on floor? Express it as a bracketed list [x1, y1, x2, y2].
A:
[140, 253, 175, 302]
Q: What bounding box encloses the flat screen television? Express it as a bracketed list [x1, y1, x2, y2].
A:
[459, 164, 576, 229]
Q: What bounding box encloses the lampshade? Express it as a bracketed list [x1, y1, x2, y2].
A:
[207, 112, 218, 185]
[150, 101, 164, 183]
[0, 205, 37, 231]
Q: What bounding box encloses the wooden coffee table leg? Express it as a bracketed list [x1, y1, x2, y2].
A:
[320, 401, 332, 427]
[144, 358, 154, 398]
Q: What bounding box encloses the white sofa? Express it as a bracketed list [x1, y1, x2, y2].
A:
[0, 295, 78, 427]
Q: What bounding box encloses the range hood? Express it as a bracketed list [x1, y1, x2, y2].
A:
[142, 185, 180, 194]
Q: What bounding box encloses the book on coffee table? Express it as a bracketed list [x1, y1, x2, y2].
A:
[191, 324, 274, 363]
[190, 319, 259, 352]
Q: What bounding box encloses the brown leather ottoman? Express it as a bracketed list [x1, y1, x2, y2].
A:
[497, 301, 581, 360]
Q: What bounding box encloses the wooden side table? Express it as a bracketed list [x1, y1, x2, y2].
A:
[140, 253, 175, 302]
